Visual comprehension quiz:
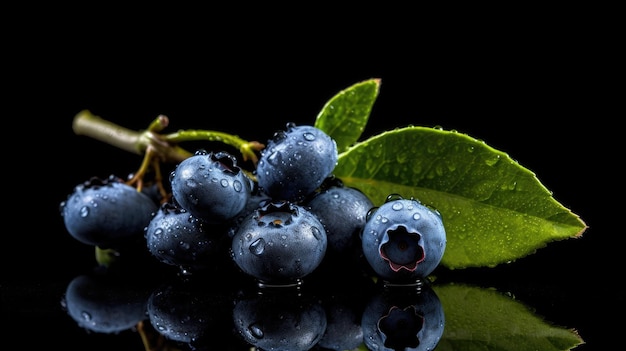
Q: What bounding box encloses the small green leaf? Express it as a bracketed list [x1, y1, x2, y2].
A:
[334, 127, 587, 269]
[433, 283, 584, 351]
[314, 78, 380, 153]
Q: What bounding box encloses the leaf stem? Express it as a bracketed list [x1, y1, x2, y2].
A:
[164, 130, 264, 165]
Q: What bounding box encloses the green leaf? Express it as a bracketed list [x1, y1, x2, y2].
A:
[314, 78, 380, 153]
[333, 127, 587, 269]
[433, 283, 584, 351]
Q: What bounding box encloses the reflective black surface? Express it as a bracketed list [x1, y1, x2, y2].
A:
[5, 23, 618, 350]
[3, 229, 619, 350]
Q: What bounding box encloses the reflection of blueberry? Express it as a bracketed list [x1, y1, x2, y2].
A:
[362, 195, 446, 284]
[146, 278, 235, 347]
[62, 273, 151, 334]
[231, 200, 327, 285]
[361, 283, 445, 351]
[313, 273, 375, 351]
[232, 286, 327, 351]
[379, 305, 423, 349]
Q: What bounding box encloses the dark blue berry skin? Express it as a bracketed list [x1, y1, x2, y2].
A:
[361, 283, 445, 351]
[169, 150, 252, 224]
[256, 123, 338, 202]
[231, 201, 328, 285]
[60, 176, 158, 248]
[305, 178, 374, 259]
[361, 195, 446, 284]
[226, 181, 272, 239]
[145, 202, 231, 273]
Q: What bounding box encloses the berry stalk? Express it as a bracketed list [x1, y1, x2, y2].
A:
[72, 110, 264, 166]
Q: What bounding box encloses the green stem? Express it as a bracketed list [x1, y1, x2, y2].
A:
[72, 110, 264, 165]
[73, 110, 144, 155]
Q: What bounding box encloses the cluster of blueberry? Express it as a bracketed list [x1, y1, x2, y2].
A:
[60, 123, 447, 286]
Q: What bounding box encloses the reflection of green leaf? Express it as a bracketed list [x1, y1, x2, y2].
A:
[433, 283, 584, 351]
[316, 80, 587, 269]
[333, 127, 587, 269]
[314, 78, 380, 153]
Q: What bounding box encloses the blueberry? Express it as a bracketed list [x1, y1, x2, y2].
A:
[305, 177, 374, 259]
[230, 200, 328, 285]
[226, 180, 273, 239]
[256, 123, 338, 202]
[145, 202, 231, 274]
[169, 150, 252, 223]
[361, 195, 446, 284]
[60, 175, 159, 248]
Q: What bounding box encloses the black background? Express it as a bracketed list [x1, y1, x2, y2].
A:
[3, 9, 619, 350]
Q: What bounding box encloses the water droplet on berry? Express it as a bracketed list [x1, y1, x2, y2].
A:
[366, 207, 379, 221]
[311, 226, 323, 241]
[249, 323, 264, 339]
[220, 179, 229, 187]
[250, 238, 266, 255]
[267, 151, 282, 166]
[386, 194, 404, 202]
[303, 132, 316, 141]
[79, 206, 89, 218]
[392, 202, 404, 211]
[81, 311, 92, 322]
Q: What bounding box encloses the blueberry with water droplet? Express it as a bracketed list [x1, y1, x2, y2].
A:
[170, 150, 252, 223]
[145, 202, 232, 274]
[60, 175, 158, 248]
[256, 123, 338, 202]
[230, 200, 327, 285]
[361, 194, 446, 284]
